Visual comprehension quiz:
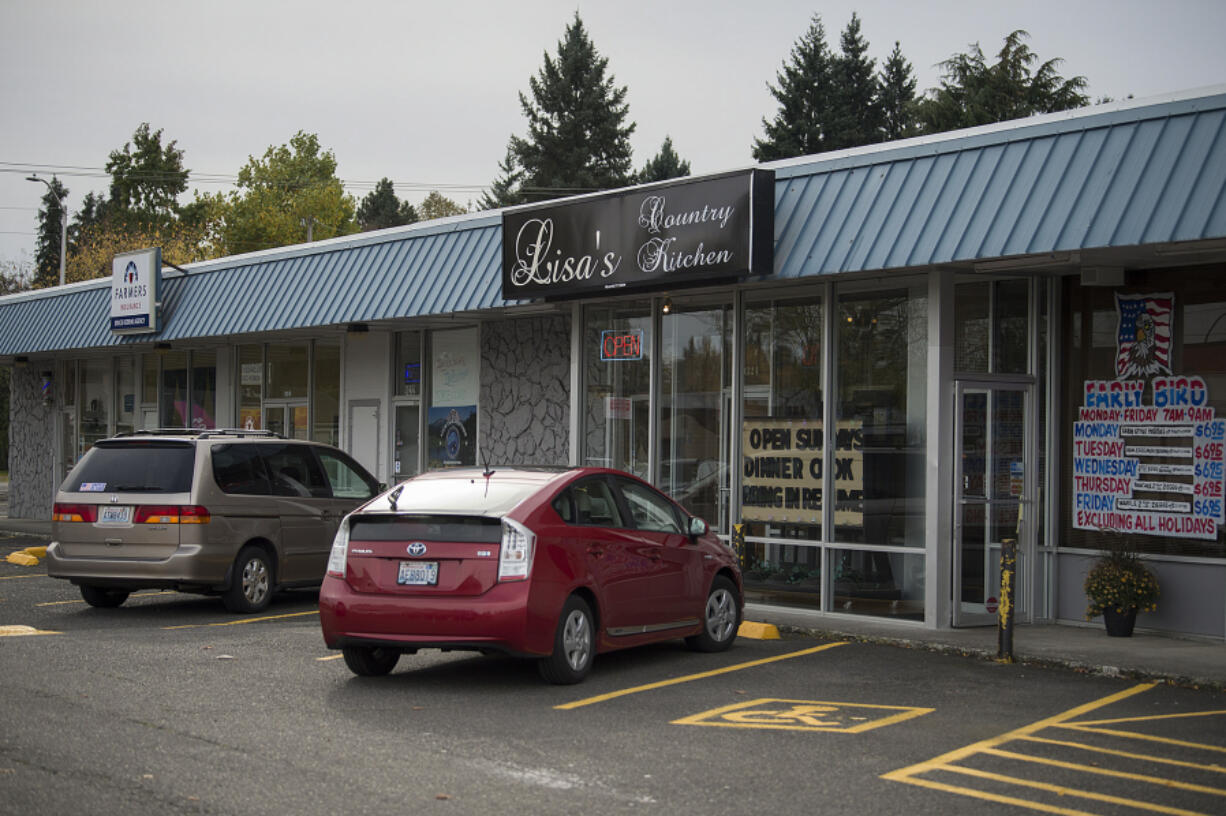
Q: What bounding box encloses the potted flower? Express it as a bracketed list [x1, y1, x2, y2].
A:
[1084, 545, 1159, 637]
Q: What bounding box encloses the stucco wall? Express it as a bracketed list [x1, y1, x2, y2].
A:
[480, 315, 570, 465]
[7, 366, 56, 519]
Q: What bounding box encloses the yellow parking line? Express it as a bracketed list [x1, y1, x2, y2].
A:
[555, 641, 848, 710]
[162, 610, 319, 630]
[0, 573, 46, 580]
[316, 654, 345, 662]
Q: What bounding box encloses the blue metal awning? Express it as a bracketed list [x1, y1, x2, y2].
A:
[3, 87, 1224, 357]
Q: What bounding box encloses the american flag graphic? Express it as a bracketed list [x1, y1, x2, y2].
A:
[1116, 292, 1173, 379]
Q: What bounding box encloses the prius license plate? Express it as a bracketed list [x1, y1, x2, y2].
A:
[97, 506, 133, 526]
[397, 561, 438, 586]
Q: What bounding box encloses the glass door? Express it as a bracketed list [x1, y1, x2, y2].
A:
[953, 382, 1033, 626]
[264, 402, 309, 440]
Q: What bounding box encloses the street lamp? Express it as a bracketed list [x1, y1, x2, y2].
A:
[27, 175, 67, 286]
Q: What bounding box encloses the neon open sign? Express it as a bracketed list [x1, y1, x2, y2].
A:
[601, 329, 643, 361]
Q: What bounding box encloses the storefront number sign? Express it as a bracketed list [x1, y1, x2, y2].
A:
[1073, 376, 1225, 540]
[741, 419, 863, 527]
[501, 169, 773, 299]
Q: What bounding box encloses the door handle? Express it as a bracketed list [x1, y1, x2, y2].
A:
[647, 548, 663, 561]
[586, 546, 604, 558]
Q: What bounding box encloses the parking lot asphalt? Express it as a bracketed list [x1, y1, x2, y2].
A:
[3, 550, 1224, 816]
[5, 521, 1223, 691]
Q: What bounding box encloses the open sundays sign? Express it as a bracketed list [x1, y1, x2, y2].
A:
[501, 169, 773, 300]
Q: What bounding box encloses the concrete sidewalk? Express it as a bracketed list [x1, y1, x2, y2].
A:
[750, 603, 1226, 691]
[2, 505, 1221, 691]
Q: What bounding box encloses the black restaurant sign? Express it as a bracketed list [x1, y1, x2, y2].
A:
[501, 169, 773, 300]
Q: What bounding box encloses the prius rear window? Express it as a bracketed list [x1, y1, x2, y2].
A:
[349, 514, 502, 543]
[64, 443, 196, 494]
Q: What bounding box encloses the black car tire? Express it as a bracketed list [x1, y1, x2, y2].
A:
[686, 575, 741, 652]
[341, 646, 401, 677]
[538, 595, 595, 685]
[222, 546, 274, 613]
[79, 585, 130, 608]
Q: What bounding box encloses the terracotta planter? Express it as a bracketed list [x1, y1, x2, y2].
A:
[1103, 607, 1138, 637]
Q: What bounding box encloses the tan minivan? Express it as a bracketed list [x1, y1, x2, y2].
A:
[47, 429, 381, 612]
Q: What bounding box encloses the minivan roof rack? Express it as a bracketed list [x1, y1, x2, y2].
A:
[196, 428, 285, 440]
[112, 428, 285, 440]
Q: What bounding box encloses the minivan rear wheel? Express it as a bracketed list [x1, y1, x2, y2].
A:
[222, 546, 273, 613]
[80, 585, 130, 608]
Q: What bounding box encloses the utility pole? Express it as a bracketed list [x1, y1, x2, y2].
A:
[300, 216, 316, 242]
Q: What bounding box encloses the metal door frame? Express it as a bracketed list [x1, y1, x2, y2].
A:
[952, 379, 1035, 627]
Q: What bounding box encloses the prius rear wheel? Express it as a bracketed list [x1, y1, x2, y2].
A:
[538, 596, 595, 685]
[342, 646, 401, 677]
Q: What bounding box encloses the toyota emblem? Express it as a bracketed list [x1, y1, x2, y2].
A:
[406, 542, 427, 557]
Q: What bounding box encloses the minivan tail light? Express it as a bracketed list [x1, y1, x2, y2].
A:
[498, 519, 535, 582]
[134, 505, 212, 524]
[52, 503, 97, 523]
[326, 518, 350, 578]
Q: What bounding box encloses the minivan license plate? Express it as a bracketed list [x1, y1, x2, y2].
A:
[397, 561, 438, 586]
[97, 506, 133, 525]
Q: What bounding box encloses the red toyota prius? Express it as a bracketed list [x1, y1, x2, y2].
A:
[319, 466, 743, 684]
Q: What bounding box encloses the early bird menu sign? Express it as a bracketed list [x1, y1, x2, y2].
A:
[500, 169, 773, 300]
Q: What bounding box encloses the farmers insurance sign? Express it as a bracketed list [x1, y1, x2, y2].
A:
[110, 247, 162, 334]
[501, 169, 773, 299]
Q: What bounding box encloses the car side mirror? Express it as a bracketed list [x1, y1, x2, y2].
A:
[689, 516, 708, 539]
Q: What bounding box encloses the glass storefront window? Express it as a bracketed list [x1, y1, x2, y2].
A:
[836, 286, 927, 548]
[267, 344, 308, 399]
[394, 404, 420, 480]
[1061, 268, 1226, 558]
[830, 547, 925, 620]
[994, 279, 1030, 374]
[395, 331, 422, 398]
[159, 350, 188, 428]
[583, 303, 651, 479]
[954, 281, 989, 373]
[741, 294, 824, 545]
[191, 350, 216, 430]
[313, 342, 340, 445]
[115, 358, 136, 436]
[80, 359, 110, 452]
[238, 345, 262, 431]
[658, 303, 731, 531]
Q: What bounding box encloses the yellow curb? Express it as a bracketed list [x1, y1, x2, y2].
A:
[23, 546, 48, 559]
[5, 552, 39, 567]
[737, 621, 781, 640]
[0, 625, 61, 637]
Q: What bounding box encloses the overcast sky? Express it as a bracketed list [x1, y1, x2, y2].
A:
[3, 0, 1225, 270]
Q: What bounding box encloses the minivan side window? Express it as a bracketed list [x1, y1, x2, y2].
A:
[211, 444, 273, 495]
[262, 444, 330, 498]
[316, 450, 378, 499]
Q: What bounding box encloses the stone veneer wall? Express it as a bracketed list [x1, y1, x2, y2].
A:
[7, 366, 56, 519]
[480, 315, 570, 465]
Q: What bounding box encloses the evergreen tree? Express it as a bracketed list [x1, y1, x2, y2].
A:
[917, 30, 1090, 133]
[32, 176, 69, 289]
[357, 178, 419, 231]
[484, 13, 635, 207]
[826, 13, 882, 151]
[105, 123, 189, 228]
[637, 136, 691, 184]
[878, 42, 919, 141]
[753, 14, 835, 161]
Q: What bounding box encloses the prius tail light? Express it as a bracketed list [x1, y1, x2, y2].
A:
[326, 518, 351, 578]
[498, 519, 535, 582]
